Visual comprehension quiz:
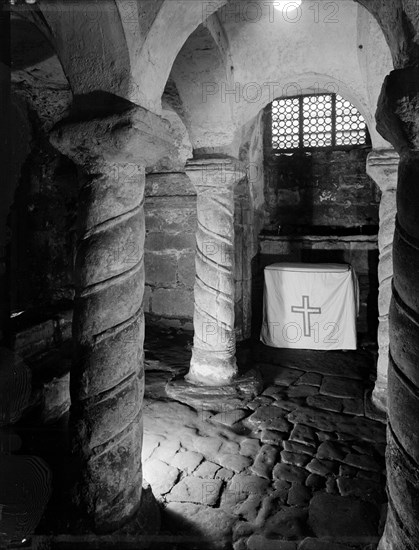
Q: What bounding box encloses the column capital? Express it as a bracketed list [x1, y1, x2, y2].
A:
[376, 68, 419, 154]
[367, 149, 399, 192]
[50, 103, 178, 171]
[185, 157, 247, 191]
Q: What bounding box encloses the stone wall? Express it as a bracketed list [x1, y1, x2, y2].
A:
[264, 148, 380, 233]
[144, 173, 196, 330]
[256, 146, 380, 340]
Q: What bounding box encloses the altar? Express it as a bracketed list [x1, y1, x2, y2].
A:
[260, 263, 358, 350]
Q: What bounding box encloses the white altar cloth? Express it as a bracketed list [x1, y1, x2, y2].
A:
[260, 263, 358, 350]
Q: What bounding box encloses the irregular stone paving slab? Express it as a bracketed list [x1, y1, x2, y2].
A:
[357, 470, 383, 482]
[351, 442, 374, 455]
[193, 460, 221, 479]
[192, 436, 222, 457]
[281, 450, 311, 468]
[260, 429, 284, 445]
[245, 405, 288, 426]
[272, 479, 291, 503]
[260, 417, 291, 432]
[143, 458, 180, 495]
[264, 507, 308, 539]
[289, 423, 317, 447]
[299, 537, 354, 550]
[166, 476, 223, 505]
[305, 473, 325, 489]
[316, 441, 346, 461]
[171, 450, 204, 473]
[226, 473, 271, 500]
[216, 453, 252, 473]
[288, 385, 319, 398]
[271, 396, 302, 412]
[234, 494, 263, 522]
[316, 430, 336, 441]
[337, 476, 383, 504]
[308, 493, 379, 539]
[262, 386, 283, 398]
[259, 364, 303, 386]
[219, 440, 241, 454]
[251, 444, 278, 479]
[320, 377, 364, 399]
[247, 534, 297, 550]
[142, 433, 165, 461]
[296, 372, 323, 386]
[164, 502, 236, 548]
[273, 463, 309, 483]
[306, 395, 342, 413]
[306, 458, 337, 477]
[342, 453, 381, 472]
[287, 407, 386, 443]
[288, 483, 311, 506]
[258, 348, 368, 379]
[215, 467, 235, 481]
[283, 440, 316, 456]
[247, 396, 275, 410]
[255, 495, 279, 527]
[339, 464, 358, 477]
[342, 398, 364, 416]
[240, 438, 261, 458]
[326, 477, 338, 494]
[233, 520, 255, 539]
[150, 439, 181, 462]
[210, 409, 250, 426]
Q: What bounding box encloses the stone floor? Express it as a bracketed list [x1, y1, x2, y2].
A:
[142, 328, 387, 550]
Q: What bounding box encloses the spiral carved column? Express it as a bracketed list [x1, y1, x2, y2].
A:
[375, 69, 419, 550]
[50, 103, 175, 532]
[366, 150, 399, 411]
[185, 158, 245, 386]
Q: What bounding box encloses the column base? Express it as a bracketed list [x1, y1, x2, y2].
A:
[166, 369, 263, 412]
[31, 484, 160, 549]
[186, 347, 239, 386]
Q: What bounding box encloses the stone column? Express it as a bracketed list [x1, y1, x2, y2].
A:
[366, 150, 399, 411]
[185, 158, 245, 386]
[50, 103, 175, 532]
[375, 68, 419, 550]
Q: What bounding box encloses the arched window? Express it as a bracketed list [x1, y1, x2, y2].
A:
[268, 93, 370, 153]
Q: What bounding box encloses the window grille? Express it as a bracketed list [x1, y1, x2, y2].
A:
[270, 93, 368, 152]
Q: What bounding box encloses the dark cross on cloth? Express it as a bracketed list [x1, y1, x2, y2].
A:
[291, 295, 322, 337]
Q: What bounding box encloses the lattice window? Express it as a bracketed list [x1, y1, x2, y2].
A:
[270, 93, 368, 152]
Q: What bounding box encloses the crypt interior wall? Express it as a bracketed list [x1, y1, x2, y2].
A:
[251, 110, 380, 341]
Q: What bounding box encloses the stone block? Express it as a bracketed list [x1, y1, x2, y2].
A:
[144, 252, 177, 285]
[193, 460, 221, 479]
[143, 458, 180, 495]
[151, 288, 194, 318]
[166, 476, 223, 505]
[273, 463, 308, 483]
[308, 493, 379, 539]
[178, 252, 196, 288]
[164, 502, 235, 549]
[171, 450, 204, 474]
[145, 232, 195, 252]
[216, 453, 252, 473]
[251, 445, 278, 479]
[146, 173, 196, 197]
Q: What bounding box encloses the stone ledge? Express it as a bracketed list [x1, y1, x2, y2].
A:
[165, 369, 263, 412]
